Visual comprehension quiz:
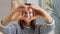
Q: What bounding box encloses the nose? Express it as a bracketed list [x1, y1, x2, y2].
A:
[27, 12, 30, 19]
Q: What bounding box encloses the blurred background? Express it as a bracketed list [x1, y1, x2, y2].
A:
[0, 0, 60, 34]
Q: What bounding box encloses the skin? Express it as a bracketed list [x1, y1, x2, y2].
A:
[29, 4, 53, 24]
[1, 4, 53, 26]
[0, 32, 3, 34]
[12, 0, 24, 12]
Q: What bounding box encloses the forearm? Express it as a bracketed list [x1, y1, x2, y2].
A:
[1, 15, 11, 26]
[38, 8, 53, 24]
[44, 19, 55, 33]
[44, 14, 53, 24]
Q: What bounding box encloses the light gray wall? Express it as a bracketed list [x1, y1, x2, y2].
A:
[53, 0, 60, 34]
[0, 0, 60, 34]
[0, 0, 11, 21]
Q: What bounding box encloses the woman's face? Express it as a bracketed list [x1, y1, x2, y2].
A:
[20, 8, 33, 25]
[22, 8, 33, 20]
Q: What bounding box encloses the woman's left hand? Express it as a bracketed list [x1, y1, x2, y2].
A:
[29, 4, 53, 24]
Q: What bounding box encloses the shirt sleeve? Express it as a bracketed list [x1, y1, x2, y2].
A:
[39, 19, 55, 34]
[0, 22, 16, 34]
[44, 19, 55, 33]
[44, 19, 55, 29]
[45, 19, 55, 26]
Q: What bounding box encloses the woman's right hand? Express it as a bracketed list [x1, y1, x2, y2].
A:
[10, 4, 28, 21]
[1, 4, 28, 26]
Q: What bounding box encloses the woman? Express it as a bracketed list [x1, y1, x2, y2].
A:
[0, 3, 55, 34]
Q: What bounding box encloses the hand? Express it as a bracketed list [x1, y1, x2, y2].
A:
[28, 4, 53, 23]
[10, 4, 28, 21]
[27, 4, 44, 22]
[1, 4, 29, 26]
[29, 4, 46, 17]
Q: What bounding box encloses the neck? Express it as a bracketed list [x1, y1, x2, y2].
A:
[24, 22, 31, 27]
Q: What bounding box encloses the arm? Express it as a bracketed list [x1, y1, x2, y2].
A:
[29, 5, 55, 34]
[30, 5, 53, 24]
[39, 19, 55, 34]
[38, 8, 53, 24]
[1, 4, 28, 26]
[44, 19, 55, 34]
[1, 15, 12, 26]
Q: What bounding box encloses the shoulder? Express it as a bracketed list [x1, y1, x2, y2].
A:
[6, 23, 19, 34]
[0, 23, 17, 34]
[36, 23, 47, 30]
[7, 23, 17, 32]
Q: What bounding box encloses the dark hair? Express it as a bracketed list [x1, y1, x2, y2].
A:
[25, 3, 31, 5]
[18, 19, 36, 30]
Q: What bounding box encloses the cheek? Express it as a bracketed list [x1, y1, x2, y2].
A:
[29, 12, 34, 17]
[29, 13, 33, 17]
[30, 13, 34, 17]
[30, 14, 33, 17]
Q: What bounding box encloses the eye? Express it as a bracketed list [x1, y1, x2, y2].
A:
[29, 12, 31, 14]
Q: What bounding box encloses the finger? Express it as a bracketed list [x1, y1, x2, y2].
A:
[30, 16, 38, 20]
[29, 5, 41, 16]
[18, 16, 28, 22]
[11, 12, 20, 20]
[29, 4, 41, 11]
[17, 5, 28, 11]
[12, 5, 28, 13]
[29, 15, 43, 22]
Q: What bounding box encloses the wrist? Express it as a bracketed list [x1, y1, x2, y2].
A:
[44, 14, 53, 24]
[1, 16, 11, 26]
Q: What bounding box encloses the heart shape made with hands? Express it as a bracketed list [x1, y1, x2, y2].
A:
[11, 4, 43, 23]
[11, 9, 41, 23]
